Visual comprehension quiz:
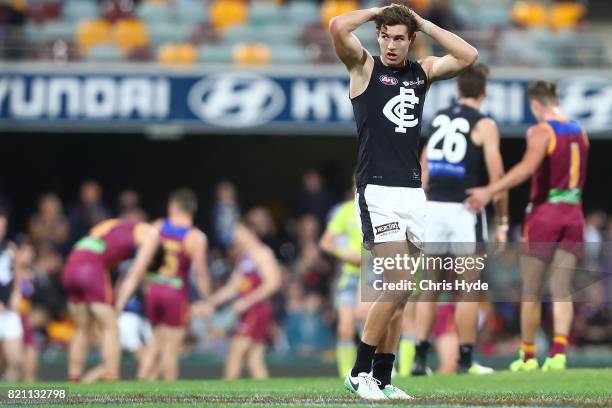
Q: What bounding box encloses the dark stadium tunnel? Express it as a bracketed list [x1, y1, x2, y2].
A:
[2, 132, 611, 235]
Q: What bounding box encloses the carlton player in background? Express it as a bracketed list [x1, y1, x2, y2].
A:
[330, 2, 477, 400]
[62, 218, 159, 381]
[115, 189, 210, 381]
[467, 80, 589, 372]
[414, 64, 507, 376]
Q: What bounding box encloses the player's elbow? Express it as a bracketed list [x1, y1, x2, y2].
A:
[329, 17, 340, 35]
[462, 46, 479, 68]
[329, 16, 349, 38]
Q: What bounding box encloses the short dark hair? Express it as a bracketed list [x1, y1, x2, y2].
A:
[457, 64, 489, 98]
[526, 80, 559, 106]
[375, 4, 418, 37]
[169, 188, 197, 216]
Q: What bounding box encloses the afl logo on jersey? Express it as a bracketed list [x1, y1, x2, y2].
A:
[188, 72, 285, 128]
[379, 75, 398, 86]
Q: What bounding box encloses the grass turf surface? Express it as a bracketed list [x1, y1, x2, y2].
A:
[2, 369, 611, 407]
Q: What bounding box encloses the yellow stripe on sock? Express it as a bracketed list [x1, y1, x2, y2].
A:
[521, 343, 536, 353]
[553, 335, 568, 345]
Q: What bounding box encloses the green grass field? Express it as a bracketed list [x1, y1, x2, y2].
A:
[2, 369, 612, 407]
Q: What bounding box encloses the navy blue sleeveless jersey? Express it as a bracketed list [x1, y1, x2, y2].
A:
[426, 104, 487, 202]
[352, 57, 429, 188]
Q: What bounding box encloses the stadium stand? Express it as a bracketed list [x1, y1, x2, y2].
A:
[0, 0, 607, 67]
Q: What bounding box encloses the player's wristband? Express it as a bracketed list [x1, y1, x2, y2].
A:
[496, 224, 509, 232]
[422, 20, 434, 35]
[497, 215, 509, 223]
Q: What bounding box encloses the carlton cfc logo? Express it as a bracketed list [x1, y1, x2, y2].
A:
[379, 75, 398, 86]
[383, 86, 420, 133]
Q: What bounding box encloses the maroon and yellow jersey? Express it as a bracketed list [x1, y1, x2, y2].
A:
[530, 118, 589, 206]
[72, 219, 139, 270]
[237, 256, 262, 298]
[155, 219, 192, 288]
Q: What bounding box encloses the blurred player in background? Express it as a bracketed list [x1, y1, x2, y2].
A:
[0, 209, 23, 382]
[13, 237, 38, 382]
[62, 217, 159, 381]
[207, 223, 281, 380]
[467, 80, 589, 372]
[116, 188, 210, 381]
[330, 2, 477, 399]
[117, 277, 154, 379]
[319, 176, 369, 377]
[414, 64, 507, 375]
[115, 209, 155, 380]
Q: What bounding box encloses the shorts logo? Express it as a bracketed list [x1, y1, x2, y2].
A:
[379, 75, 398, 86]
[375, 222, 400, 236]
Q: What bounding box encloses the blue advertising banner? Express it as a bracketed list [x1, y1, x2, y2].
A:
[1, 67, 611, 137]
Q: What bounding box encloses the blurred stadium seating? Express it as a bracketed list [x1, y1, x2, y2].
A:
[0, 0, 608, 67]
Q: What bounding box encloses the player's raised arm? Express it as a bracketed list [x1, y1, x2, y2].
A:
[415, 10, 478, 82]
[329, 8, 379, 70]
[115, 223, 160, 312]
[467, 124, 550, 211]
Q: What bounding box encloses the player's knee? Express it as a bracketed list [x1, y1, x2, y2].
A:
[378, 289, 410, 304]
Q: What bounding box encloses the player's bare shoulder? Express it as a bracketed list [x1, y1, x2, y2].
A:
[472, 117, 499, 146]
[186, 227, 207, 253]
[348, 50, 375, 99]
[527, 122, 553, 141]
[251, 242, 276, 267]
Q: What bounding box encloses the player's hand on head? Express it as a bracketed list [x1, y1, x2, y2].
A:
[407, 7, 425, 30]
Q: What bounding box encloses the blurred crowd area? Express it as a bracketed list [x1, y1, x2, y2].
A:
[1, 170, 612, 371]
[0, 0, 607, 67]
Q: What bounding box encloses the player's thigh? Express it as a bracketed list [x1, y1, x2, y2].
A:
[247, 342, 266, 364]
[520, 255, 549, 300]
[89, 302, 118, 330]
[549, 249, 577, 300]
[228, 336, 252, 358]
[159, 325, 185, 356]
[2, 337, 23, 365]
